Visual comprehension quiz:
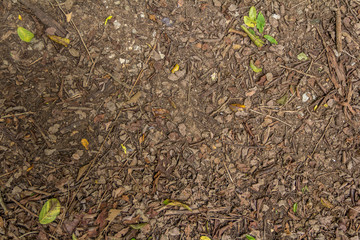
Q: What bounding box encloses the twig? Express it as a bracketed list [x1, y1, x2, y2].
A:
[0, 112, 35, 120]
[0, 191, 9, 215]
[128, 39, 158, 97]
[306, 116, 333, 161]
[29, 118, 52, 148]
[336, 2, 342, 54]
[6, 194, 38, 218]
[57, 107, 125, 231]
[249, 109, 292, 128]
[228, 28, 247, 37]
[53, 0, 94, 64]
[279, 65, 318, 78]
[210, 98, 230, 116]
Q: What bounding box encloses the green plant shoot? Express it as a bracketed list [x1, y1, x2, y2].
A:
[241, 25, 264, 47]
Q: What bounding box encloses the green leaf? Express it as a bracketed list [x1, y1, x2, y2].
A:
[256, 12, 265, 33]
[297, 52, 308, 61]
[264, 35, 278, 44]
[130, 223, 148, 230]
[248, 28, 256, 36]
[72, 233, 78, 240]
[39, 198, 61, 224]
[244, 16, 256, 28]
[249, 6, 257, 21]
[246, 235, 256, 240]
[17, 27, 34, 42]
[293, 202, 298, 213]
[241, 25, 264, 47]
[277, 94, 288, 105]
[249, 60, 262, 73]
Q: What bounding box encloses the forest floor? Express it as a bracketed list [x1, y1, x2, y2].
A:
[1, 0, 360, 239]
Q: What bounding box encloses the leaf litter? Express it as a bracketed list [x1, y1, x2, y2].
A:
[1, 0, 360, 239]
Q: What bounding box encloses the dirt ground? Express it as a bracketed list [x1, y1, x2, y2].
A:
[1, 0, 360, 239]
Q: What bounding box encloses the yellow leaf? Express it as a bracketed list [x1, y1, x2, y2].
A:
[81, 138, 89, 150]
[65, 12, 72, 23]
[163, 199, 192, 211]
[200, 237, 212, 240]
[104, 15, 113, 25]
[323, 103, 328, 108]
[244, 16, 256, 27]
[39, 198, 61, 224]
[313, 105, 318, 111]
[171, 64, 179, 73]
[121, 144, 127, 154]
[229, 104, 246, 112]
[48, 35, 70, 47]
[18, 15, 22, 20]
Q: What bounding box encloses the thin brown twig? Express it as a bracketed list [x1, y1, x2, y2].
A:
[249, 109, 292, 128]
[128, 39, 158, 97]
[57, 107, 125, 231]
[0, 191, 9, 215]
[279, 65, 318, 78]
[52, 0, 94, 64]
[0, 112, 35, 120]
[336, 1, 342, 54]
[306, 116, 334, 162]
[6, 194, 38, 218]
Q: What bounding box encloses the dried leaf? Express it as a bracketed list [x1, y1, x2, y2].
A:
[65, 12, 72, 22]
[348, 206, 360, 219]
[39, 198, 61, 224]
[148, 14, 157, 22]
[76, 163, 90, 181]
[321, 198, 334, 209]
[106, 209, 121, 222]
[163, 199, 192, 211]
[277, 94, 288, 105]
[81, 138, 89, 150]
[48, 35, 70, 47]
[229, 104, 246, 112]
[126, 91, 142, 105]
[262, 126, 271, 144]
[152, 108, 170, 118]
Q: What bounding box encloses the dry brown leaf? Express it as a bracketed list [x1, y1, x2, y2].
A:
[177, 0, 184, 7]
[148, 14, 157, 22]
[126, 91, 142, 105]
[65, 12, 72, 22]
[348, 206, 360, 219]
[262, 126, 271, 144]
[106, 209, 121, 222]
[321, 198, 334, 209]
[76, 163, 90, 181]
